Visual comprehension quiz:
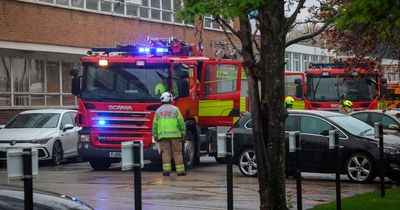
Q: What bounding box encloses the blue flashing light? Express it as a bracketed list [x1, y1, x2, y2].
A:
[138, 47, 145, 53]
[99, 120, 106, 126]
[156, 48, 169, 53]
[144, 48, 150, 53]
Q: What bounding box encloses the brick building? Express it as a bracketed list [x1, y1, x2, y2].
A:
[0, 0, 332, 124]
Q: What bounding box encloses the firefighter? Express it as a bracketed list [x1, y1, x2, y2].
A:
[155, 82, 166, 96]
[285, 96, 294, 110]
[152, 92, 187, 176]
[339, 99, 354, 114]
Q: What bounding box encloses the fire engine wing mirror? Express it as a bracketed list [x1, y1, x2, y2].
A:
[380, 78, 388, 96]
[70, 68, 79, 77]
[71, 76, 81, 96]
[179, 69, 189, 78]
[295, 79, 303, 99]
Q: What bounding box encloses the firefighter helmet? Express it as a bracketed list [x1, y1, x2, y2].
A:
[160, 92, 173, 103]
[343, 100, 353, 107]
[284, 96, 294, 106]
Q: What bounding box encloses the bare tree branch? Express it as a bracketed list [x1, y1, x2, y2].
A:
[213, 15, 242, 39]
[285, 23, 330, 47]
[213, 16, 243, 57]
[251, 24, 261, 53]
[286, 0, 306, 31]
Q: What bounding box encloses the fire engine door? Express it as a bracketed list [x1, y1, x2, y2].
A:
[172, 62, 198, 120]
[199, 60, 242, 126]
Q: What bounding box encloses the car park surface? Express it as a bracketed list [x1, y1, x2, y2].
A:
[351, 110, 400, 136]
[0, 109, 81, 165]
[230, 110, 400, 183]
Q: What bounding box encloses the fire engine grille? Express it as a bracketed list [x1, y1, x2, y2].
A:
[91, 110, 151, 129]
[97, 133, 144, 144]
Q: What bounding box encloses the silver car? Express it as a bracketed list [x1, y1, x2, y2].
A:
[0, 109, 80, 165]
[350, 110, 400, 136]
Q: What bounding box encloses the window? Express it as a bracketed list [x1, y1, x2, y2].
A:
[86, 0, 99, 10]
[0, 56, 11, 92]
[204, 15, 232, 30]
[303, 54, 309, 72]
[351, 113, 369, 124]
[285, 52, 291, 71]
[300, 116, 332, 135]
[371, 113, 398, 129]
[56, 0, 69, 5]
[40, 0, 54, 3]
[127, 3, 139, 16]
[101, 0, 112, 12]
[30, 59, 45, 106]
[203, 64, 238, 95]
[71, 0, 84, 8]
[60, 112, 74, 129]
[285, 116, 296, 131]
[293, 53, 300, 72]
[69, 112, 78, 126]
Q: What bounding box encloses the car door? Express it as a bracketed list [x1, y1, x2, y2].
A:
[59, 112, 76, 157]
[284, 115, 300, 170]
[370, 113, 400, 136]
[299, 115, 334, 172]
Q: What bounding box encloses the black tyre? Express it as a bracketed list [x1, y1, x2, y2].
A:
[238, 148, 257, 177]
[51, 140, 63, 165]
[346, 153, 376, 183]
[183, 129, 196, 170]
[89, 158, 112, 170]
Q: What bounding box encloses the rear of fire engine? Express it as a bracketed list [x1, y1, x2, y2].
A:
[71, 38, 244, 170]
[299, 62, 386, 111]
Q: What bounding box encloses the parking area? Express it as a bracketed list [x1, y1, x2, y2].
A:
[0, 157, 390, 210]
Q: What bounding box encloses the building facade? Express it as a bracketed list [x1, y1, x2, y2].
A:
[0, 0, 332, 124]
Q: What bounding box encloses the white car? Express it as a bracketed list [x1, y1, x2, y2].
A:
[0, 109, 81, 165]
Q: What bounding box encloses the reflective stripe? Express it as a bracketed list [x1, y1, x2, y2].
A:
[199, 100, 233, 116]
[163, 163, 172, 171]
[158, 131, 182, 135]
[293, 100, 305, 110]
[175, 164, 185, 173]
[240, 96, 247, 112]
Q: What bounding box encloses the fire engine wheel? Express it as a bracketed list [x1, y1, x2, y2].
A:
[89, 158, 112, 171]
[183, 129, 196, 170]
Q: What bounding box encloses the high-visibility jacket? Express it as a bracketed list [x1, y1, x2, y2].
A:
[152, 104, 186, 141]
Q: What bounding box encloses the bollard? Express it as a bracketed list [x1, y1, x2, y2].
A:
[289, 131, 302, 210]
[133, 141, 143, 210]
[22, 148, 33, 210]
[226, 134, 233, 210]
[374, 122, 385, 198]
[329, 130, 341, 210]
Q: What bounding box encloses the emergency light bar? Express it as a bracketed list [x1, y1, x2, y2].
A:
[309, 62, 371, 69]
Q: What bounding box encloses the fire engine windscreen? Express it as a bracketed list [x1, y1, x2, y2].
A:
[306, 75, 376, 102]
[81, 64, 172, 102]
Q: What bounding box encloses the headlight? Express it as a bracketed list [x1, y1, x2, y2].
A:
[32, 137, 52, 144]
[384, 147, 400, 155]
[80, 134, 90, 142]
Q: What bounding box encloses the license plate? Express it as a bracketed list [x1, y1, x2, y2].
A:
[0, 147, 16, 152]
[109, 152, 121, 158]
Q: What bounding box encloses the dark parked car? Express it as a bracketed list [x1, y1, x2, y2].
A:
[350, 110, 400, 136]
[0, 185, 93, 210]
[229, 110, 400, 183]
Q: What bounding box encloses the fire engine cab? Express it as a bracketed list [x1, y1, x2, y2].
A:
[71, 37, 245, 170]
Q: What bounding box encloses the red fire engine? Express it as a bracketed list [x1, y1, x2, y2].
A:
[293, 62, 387, 111]
[70, 37, 245, 170]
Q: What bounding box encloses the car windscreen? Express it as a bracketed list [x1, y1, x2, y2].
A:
[5, 113, 60, 128]
[306, 74, 376, 102]
[81, 64, 171, 102]
[328, 115, 375, 137]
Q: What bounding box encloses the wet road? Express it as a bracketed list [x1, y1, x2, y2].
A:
[0, 157, 390, 210]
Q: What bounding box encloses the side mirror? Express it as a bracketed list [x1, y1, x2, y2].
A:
[380, 78, 388, 96]
[178, 79, 190, 98]
[180, 69, 189, 78]
[71, 77, 81, 96]
[294, 79, 302, 85]
[388, 124, 400, 130]
[295, 81, 303, 99]
[63, 124, 74, 131]
[320, 130, 329, 136]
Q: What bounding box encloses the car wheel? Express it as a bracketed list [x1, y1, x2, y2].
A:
[238, 148, 257, 177]
[346, 153, 375, 183]
[183, 129, 196, 170]
[89, 158, 112, 170]
[51, 141, 63, 165]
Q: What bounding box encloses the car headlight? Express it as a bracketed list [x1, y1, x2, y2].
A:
[80, 134, 90, 142]
[32, 137, 52, 144]
[384, 147, 400, 155]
